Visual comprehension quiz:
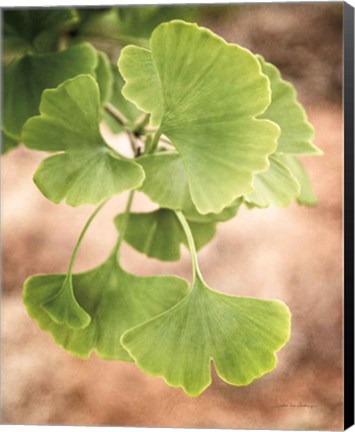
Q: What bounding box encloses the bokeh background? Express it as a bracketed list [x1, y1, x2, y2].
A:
[1, 3, 344, 430]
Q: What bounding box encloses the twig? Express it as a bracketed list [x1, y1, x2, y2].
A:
[104, 103, 128, 127]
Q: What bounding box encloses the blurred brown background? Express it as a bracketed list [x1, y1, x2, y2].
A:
[1, 3, 344, 430]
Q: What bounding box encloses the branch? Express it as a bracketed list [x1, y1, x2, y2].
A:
[104, 103, 128, 127]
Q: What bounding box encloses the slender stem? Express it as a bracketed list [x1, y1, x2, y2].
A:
[112, 190, 135, 261]
[104, 103, 142, 156]
[127, 130, 140, 156]
[67, 199, 109, 277]
[104, 103, 128, 127]
[148, 129, 162, 153]
[175, 210, 203, 283]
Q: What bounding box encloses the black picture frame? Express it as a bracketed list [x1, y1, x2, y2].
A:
[344, 2, 354, 429]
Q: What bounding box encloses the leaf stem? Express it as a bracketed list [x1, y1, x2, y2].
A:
[148, 129, 162, 154]
[127, 130, 141, 157]
[104, 103, 142, 156]
[104, 103, 128, 127]
[67, 199, 109, 277]
[175, 210, 203, 283]
[112, 190, 135, 261]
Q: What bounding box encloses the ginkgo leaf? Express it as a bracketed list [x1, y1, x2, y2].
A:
[23, 254, 188, 360]
[115, 209, 217, 261]
[22, 75, 144, 206]
[257, 55, 321, 155]
[277, 154, 317, 206]
[122, 274, 291, 396]
[3, 43, 98, 150]
[3, 8, 78, 56]
[95, 51, 113, 104]
[241, 57, 321, 207]
[118, 20, 280, 214]
[245, 156, 300, 208]
[137, 152, 242, 222]
[113, 6, 198, 42]
[76, 6, 198, 48]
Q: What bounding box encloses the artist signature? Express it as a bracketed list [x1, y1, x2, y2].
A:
[273, 403, 316, 409]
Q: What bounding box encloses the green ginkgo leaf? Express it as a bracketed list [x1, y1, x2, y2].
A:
[245, 156, 300, 208]
[277, 154, 317, 206]
[23, 254, 188, 360]
[3, 43, 98, 152]
[118, 20, 280, 214]
[22, 75, 144, 206]
[3, 8, 78, 56]
[242, 56, 322, 208]
[115, 209, 217, 261]
[122, 274, 291, 396]
[76, 6, 198, 48]
[137, 152, 242, 222]
[257, 55, 321, 155]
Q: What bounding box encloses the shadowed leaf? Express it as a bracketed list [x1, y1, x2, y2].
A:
[23, 254, 188, 360]
[3, 8, 78, 56]
[245, 156, 300, 208]
[257, 55, 321, 155]
[277, 154, 318, 206]
[115, 209, 217, 261]
[3, 43, 98, 152]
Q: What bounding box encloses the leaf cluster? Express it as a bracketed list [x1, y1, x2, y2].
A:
[2, 12, 322, 396]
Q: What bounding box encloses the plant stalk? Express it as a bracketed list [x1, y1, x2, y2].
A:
[175, 210, 203, 284]
[104, 103, 128, 127]
[148, 129, 162, 153]
[112, 190, 135, 261]
[67, 199, 109, 277]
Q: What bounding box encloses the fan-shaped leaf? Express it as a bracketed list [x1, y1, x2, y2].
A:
[23, 254, 188, 360]
[257, 55, 321, 155]
[22, 75, 144, 206]
[122, 274, 291, 396]
[118, 21, 280, 214]
[243, 56, 321, 207]
[137, 152, 242, 222]
[245, 156, 300, 208]
[3, 43, 98, 151]
[115, 209, 217, 261]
